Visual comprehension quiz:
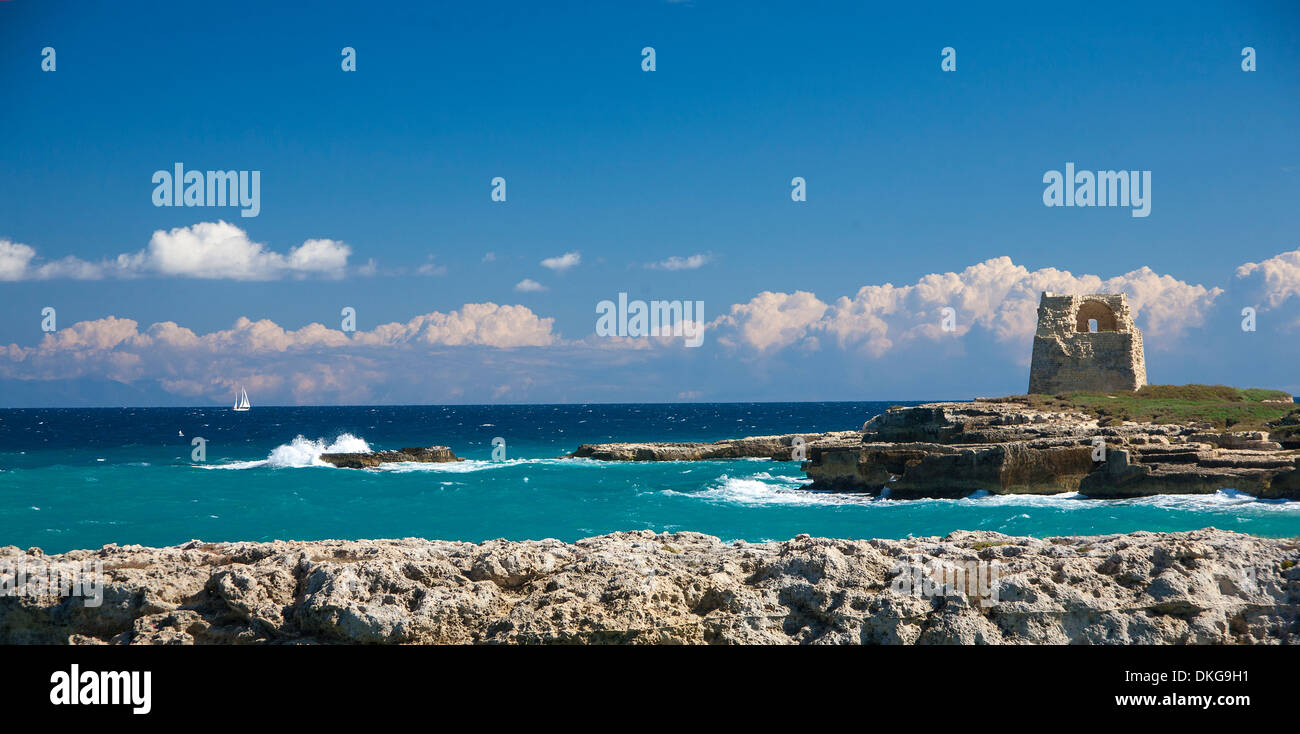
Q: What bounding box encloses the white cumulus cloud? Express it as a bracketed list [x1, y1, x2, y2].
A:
[1, 223, 351, 281]
[135, 222, 350, 280]
[1236, 247, 1300, 309]
[2, 304, 559, 402]
[540, 251, 581, 272]
[414, 303, 556, 347]
[713, 291, 828, 352]
[0, 239, 40, 280]
[714, 256, 1223, 357]
[0, 238, 108, 280]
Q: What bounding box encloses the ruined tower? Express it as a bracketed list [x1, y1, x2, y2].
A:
[1028, 292, 1147, 394]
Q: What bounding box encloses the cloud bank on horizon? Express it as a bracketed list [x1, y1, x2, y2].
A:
[4, 234, 1297, 405]
[715, 256, 1227, 358]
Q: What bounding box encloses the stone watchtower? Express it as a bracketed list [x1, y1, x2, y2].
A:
[1028, 293, 1147, 394]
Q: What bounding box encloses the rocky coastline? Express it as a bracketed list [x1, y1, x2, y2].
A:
[570, 397, 1300, 500]
[803, 400, 1300, 499]
[12, 387, 1285, 645]
[568, 431, 859, 461]
[3, 528, 1296, 644]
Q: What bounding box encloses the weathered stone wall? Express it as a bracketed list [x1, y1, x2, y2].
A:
[1028, 292, 1147, 393]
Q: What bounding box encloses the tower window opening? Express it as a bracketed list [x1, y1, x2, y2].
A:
[1075, 301, 1118, 332]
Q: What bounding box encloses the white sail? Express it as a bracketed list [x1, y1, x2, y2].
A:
[233, 386, 251, 411]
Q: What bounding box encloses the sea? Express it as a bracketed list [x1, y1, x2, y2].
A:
[2, 402, 1298, 553]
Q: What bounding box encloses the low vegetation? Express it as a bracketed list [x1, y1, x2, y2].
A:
[1269, 410, 1300, 446]
[989, 385, 1297, 431]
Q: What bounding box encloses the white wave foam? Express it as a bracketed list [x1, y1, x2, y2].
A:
[861, 488, 1300, 516]
[1122, 488, 1300, 514]
[269, 434, 370, 468]
[202, 433, 371, 470]
[667, 472, 870, 507]
[670, 474, 1300, 515]
[944, 488, 1298, 514]
[376, 459, 506, 474]
[202, 459, 266, 470]
[374, 457, 609, 473]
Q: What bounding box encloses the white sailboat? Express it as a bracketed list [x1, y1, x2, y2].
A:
[232, 386, 251, 412]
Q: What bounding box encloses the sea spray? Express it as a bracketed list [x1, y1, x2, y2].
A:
[267, 434, 371, 467]
[206, 433, 373, 470]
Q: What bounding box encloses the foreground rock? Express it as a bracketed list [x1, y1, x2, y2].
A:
[569, 431, 859, 461]
[320, 445, 462, 469]
[2, 529, 1296, 644]
[804, 401, 1300, 499]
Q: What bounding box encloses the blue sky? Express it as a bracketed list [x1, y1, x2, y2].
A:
[1, 0, 1298, 406]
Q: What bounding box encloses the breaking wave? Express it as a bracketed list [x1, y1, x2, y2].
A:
[667, 473, 1300, 515]
[664, 472, 871, 507]
[202, 434, 372, 470]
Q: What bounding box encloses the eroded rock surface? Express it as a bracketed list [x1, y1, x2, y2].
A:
[2, 529, 1296, 644]
[569, 431, 859, 462]
[804, 401, 1300, 499]
[320, 446, 462, 469]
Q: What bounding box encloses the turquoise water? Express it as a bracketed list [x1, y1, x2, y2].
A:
[1, 403, 1297, 553]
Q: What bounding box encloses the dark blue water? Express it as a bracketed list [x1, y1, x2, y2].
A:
[1, 403, 1297, 553]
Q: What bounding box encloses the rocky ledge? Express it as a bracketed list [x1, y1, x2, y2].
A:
[569, 431, 859, 461]
[2, 529, 1296, 644]
[804, 401, 1300, 499]
[319, 445, 462, 469]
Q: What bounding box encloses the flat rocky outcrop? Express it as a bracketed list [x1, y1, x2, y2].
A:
[804, 401, 1300, 499]
[319, 446, 462, 469]
[2, 529, 1296, 644]
[569, 431, 859, 461]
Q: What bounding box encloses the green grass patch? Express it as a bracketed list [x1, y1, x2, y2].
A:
[989, 385, 1296, 430]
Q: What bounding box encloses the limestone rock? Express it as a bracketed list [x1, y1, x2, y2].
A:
[803, 401, 1300, 499]
[3, 529, 1296, 645]
[568, 431, 860, 462]
[1187, 431, 1282, 451]
[320, 446, 463, 469]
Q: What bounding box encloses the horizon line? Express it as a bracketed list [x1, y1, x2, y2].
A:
[0, 398, 958, 410]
